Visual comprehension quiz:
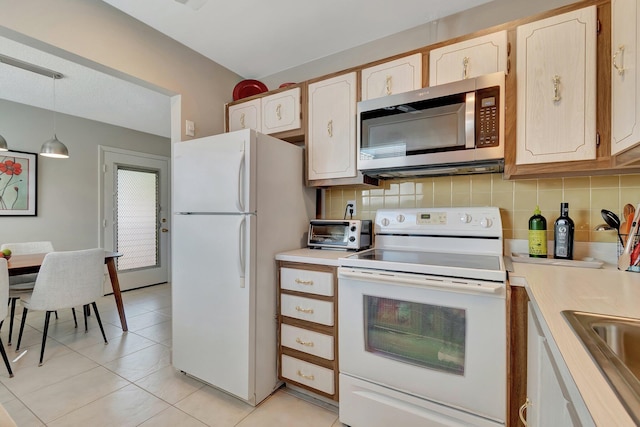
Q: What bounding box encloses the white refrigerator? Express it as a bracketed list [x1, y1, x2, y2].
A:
[171, 129, 315, 405]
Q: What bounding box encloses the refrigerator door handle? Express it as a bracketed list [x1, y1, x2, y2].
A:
[238, 216, 246, 288]
[236, 150, 246, 213]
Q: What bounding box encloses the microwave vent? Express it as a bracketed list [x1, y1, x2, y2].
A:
[365, 160, 504, 179]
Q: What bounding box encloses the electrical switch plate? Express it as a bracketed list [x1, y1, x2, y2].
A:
[185, 120, 195, 136]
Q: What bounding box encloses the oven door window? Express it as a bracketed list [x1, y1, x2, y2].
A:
[309, 224, 348, 246]
[364, 295, 466, 375]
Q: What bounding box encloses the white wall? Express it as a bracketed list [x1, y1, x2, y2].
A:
[0, 99, 169, 250]
[261, 0, 579, 88]
[0, 0, 242, 140]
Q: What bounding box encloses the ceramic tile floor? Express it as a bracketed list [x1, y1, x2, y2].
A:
[0, 283, 344, 426]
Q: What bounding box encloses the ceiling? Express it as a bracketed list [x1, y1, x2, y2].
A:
[102, 0, 494, 79]
[1, 0, 493, 139]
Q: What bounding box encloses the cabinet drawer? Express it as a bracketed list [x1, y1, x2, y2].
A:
[281, 354, 335, 395]
[281, 323, 334, 360]
[281, 267, 334, 296]
[281, 294, 334, 326]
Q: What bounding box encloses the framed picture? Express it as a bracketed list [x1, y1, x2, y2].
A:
[0, 150, 37, 216]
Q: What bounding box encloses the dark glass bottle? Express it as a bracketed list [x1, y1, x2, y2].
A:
[528, 205, 547, 258]
[554, 202, 575, 259]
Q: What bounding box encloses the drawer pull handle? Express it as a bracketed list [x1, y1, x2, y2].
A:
[295, 306, 314, 314]
[296, 370, 315, 381]
[296, 337, 314, 347]
[294, 278, 314, 286]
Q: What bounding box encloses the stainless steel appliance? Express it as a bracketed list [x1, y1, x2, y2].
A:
[171, 129, 315, 406]
[357, 72, 505, 178]
[338, 207, 507, 426]
[308, 219, 372, 250]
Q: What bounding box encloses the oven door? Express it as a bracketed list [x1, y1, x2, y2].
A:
[338, 267, 506, 424]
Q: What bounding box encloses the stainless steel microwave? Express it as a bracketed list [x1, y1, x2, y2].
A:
[357, 72, 505, 178]
[308, 220, 372, 250]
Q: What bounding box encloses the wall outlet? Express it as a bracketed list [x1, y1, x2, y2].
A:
[346, 200, 356, 217]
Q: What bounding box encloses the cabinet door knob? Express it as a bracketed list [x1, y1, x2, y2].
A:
[385, 75, 392, 95]
[295, 337, 315, 347]
[552, 75, 561, 102]
[296, 370, 315, 381]
[518, 397, 531, 426]
[613, 44, 625, 75]
[295, 305, 314, 314]
[463, 56, 470, 79]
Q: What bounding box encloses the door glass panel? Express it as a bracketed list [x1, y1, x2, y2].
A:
[116, 167, 159, 271]
[364, 295, 466, 375]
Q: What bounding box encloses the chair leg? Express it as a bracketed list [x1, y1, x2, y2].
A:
[8, 298, 17, 346]
[0, 337, 13, 378]
[91, 302, 108, 344]
[82, 305, 89, 333]
[15, 308, 28, 352]
[39, 312, 52, 366]
[72, 308, 77, 328]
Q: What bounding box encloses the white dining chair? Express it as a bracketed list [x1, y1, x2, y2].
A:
[0, 259, 14, 377]
[1, 241, 55, 346]
[15, 248, 108, 366]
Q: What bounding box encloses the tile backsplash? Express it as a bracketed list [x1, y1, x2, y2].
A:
[324, 173, 640, 243]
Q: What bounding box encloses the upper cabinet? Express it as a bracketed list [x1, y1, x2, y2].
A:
[611, 0, 640, 156]
[361, 53, 423, 101]
[227, 98, 261, 133]
[225, 85, 305, 143]
[429, 31, 508, 86]
[307, 72, 358, 182]
[515, 7, 597, 165]
[261, 87, 302, 135]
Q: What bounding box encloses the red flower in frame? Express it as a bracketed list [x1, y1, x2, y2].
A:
[0, 160, 22, 176]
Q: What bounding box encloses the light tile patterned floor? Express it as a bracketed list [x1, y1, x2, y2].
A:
[0, 283, 344, 426]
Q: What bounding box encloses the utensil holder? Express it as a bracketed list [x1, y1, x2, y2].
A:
[618, 234, 640, 272]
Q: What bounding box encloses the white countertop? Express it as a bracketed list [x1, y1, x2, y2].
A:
[275, 247, 354, 266]
[509, 261, 640, 426]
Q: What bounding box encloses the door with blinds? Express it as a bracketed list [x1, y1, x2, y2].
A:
[100, 147, 169, 292]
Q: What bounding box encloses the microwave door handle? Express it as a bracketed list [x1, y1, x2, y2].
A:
[465, 91, 475, 149]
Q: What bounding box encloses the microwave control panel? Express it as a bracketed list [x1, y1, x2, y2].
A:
[476, 86, 500, 148]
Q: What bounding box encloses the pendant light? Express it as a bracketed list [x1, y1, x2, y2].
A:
[0, 134, 7, 151]
[40, 75, 69, 159]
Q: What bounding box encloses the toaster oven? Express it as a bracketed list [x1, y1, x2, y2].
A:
[308, 220, 372, 250]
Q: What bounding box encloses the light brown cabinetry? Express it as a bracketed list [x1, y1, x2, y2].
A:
[227, 98, 261, 132]
[516, 7, 597, 165]
[277, 261, 339, 401]
[611, 0, 640, 165]
[429, 30, 508, 86]
[361, 53, 422, 101]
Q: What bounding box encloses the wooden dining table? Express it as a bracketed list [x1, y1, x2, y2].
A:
[6, 251, 129, 332]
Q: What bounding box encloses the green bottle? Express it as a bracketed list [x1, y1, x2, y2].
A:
[528, 205, 547, 258]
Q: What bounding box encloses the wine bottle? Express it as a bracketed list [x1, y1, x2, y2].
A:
[554, 202, 575, 259]
[528, 205, 547, 258]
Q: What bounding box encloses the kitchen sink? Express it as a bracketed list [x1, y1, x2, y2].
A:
[562, 310, 640, 425]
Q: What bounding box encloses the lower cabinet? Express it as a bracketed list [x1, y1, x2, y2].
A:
[277, 261, 339, 401]
[521, 303, 594, 426]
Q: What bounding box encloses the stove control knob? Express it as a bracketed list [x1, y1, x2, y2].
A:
[459, 213, 471, 223]
[350, 226, 357, 232]
[396, 215, 405, 223]
[480, 217, 493, 228]
[381, 218, 390, 227]
[349, 236, 356, 242]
